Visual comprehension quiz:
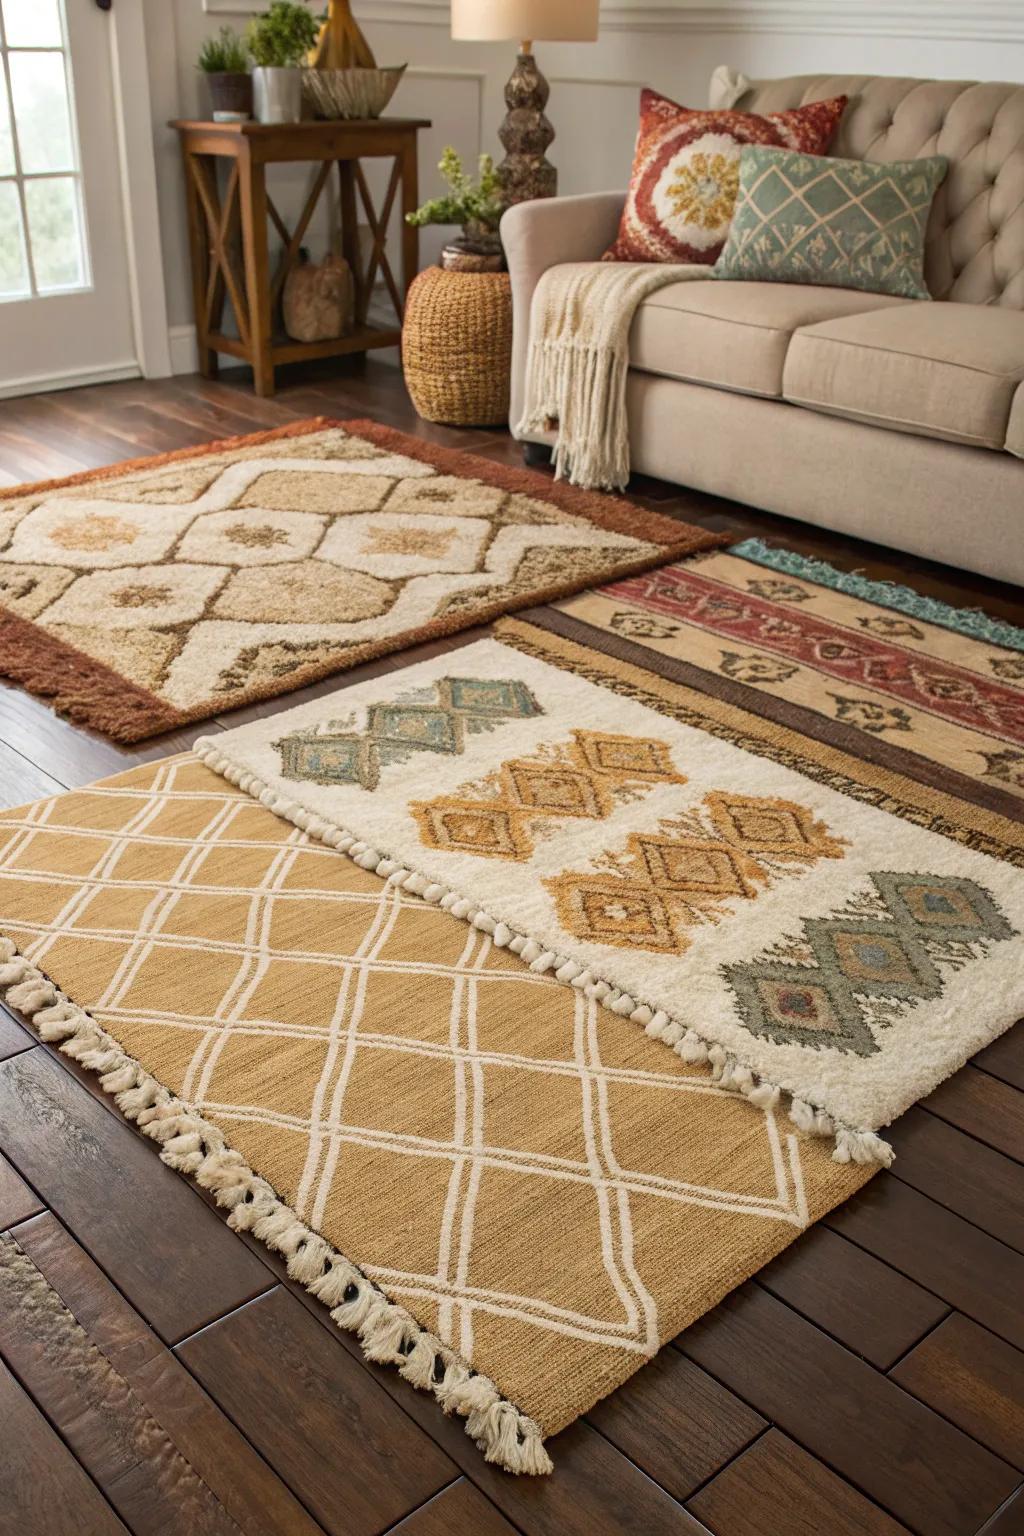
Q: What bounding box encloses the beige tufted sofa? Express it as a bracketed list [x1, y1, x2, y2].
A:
[503, 71, 1024, 585]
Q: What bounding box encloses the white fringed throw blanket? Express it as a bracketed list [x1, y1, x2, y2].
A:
[515, 260, 709, 490]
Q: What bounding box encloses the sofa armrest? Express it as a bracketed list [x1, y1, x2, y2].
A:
[501, 191, 626, 436]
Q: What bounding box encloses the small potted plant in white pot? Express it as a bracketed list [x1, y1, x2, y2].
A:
[247, 0, 320, 125]
[197, 27, 252, 121]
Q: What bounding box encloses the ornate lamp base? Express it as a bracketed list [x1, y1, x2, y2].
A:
[498, 46, 556, 206]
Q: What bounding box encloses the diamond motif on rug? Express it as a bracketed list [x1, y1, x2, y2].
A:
[276, 676, 542, 791]
[547, 792, 846, 954]
[724, 871, 1016, 1055]
[412, 730, 688, 861]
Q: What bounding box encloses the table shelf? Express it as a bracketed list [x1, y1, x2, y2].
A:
[172, 116, 430, 396]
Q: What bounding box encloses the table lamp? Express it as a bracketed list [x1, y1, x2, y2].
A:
[451, 0, 600, 204]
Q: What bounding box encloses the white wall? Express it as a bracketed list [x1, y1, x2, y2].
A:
[149, 0, 1024, 367]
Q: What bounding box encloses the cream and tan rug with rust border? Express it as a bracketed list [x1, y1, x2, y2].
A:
[0, 417, 723, 743]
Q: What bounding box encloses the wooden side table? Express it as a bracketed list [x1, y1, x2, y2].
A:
[172, 117, 431, 397]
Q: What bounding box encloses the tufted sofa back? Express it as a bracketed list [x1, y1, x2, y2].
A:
[722, 74, 1024, 308]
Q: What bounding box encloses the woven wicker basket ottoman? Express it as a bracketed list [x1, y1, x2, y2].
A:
[402, 266, 513, 427]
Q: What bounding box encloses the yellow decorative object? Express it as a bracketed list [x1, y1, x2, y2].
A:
[402, 266, 513, 427]
[309, 0, 375, 69]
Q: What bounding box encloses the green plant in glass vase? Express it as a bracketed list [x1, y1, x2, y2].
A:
[406, 147, 505, 268]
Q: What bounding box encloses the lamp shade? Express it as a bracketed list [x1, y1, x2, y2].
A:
[451, 0, 599, 43]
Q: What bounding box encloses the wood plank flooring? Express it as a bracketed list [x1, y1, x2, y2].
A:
[0, 361, 1021, 1536]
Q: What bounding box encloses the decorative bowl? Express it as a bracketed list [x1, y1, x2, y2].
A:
[302, 65, 406, 120]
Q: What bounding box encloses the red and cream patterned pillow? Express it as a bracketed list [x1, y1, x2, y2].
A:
[603, 88, 847, 265]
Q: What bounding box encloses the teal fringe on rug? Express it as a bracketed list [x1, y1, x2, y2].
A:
[730, 538, 1024, 654]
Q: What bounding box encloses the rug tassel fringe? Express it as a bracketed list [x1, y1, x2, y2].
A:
[0, 933, 552, 1476]
[194, 742, 896, 1171]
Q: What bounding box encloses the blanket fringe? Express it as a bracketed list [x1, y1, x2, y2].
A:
[0, 936, 552, 1476]
[515, 261, 700, 491]
[193, 739, 896, 1170]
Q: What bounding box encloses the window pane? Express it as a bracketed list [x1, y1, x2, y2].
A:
[0, 70, 14, 175]
[2, 0, 63, 48]
[8, 50, 74, 173]
[0, 179, 30, 297]
[24, 174, 84, 289]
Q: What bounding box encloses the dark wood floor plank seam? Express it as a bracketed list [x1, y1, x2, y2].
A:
[673, 1291, 1021, 1536]
[0, 1324, 134, 1534]
[822, 1202, 1023, 1349]
[976, 1485, 1024, 1534]
[750, 1273, 953, 1374]
[378, 1478, 526, 1536]
[667, 1423, 773, 1509]
[665, 1338, 927, 1534]
[917, 1102, 1024, 1172]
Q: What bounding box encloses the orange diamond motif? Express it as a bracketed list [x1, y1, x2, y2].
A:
[548, 792, 846, 954]
[706, 792, 846, 861]
[413, 729, 687, 862]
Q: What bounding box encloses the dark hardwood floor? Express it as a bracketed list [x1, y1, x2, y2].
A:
[0, 359, 1022, 1536]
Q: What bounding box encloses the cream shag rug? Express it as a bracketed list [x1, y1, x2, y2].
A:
[194, 625, 1024, 1163]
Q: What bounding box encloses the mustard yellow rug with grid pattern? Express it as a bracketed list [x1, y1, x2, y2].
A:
[0, 755, 868, 1473]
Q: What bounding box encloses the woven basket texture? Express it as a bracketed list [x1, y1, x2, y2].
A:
[402, 266, 513, 427]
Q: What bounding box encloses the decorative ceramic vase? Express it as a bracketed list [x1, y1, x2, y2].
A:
[252, 66, 303, 125]
[310, 0, 376, 69]
[207, 71, 253, 121]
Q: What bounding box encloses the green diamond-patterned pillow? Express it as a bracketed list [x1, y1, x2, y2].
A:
[713, 146, 949, 299]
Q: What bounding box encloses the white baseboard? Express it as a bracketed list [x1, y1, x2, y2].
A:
[0, 360, 141, 401]
[168, 324, 200, 376]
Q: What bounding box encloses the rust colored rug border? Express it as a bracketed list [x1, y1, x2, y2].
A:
[0, 417, 726, 745]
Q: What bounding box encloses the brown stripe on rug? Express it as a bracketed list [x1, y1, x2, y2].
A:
[0, 417, 725, 743]
[524, 604, 1024, 823]
[556, 549, 1024, 813]
[0, 757, 869, 1473]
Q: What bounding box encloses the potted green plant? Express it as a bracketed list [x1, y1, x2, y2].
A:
[246, 0, 320, 125]
[406, 148, 505, 270]
[197, 27, 252, 121]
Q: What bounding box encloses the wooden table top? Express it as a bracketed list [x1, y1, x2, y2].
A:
[171, 117, 431, 135]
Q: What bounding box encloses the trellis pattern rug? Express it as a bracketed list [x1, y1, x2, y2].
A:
[558, 540, 1024, 815]
[194, 621, 1024, 1161]
[0, 418, 721, 742]
[0, 756, 868, 1473]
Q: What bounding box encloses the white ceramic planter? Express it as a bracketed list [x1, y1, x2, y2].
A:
[252, 66, 303, 124]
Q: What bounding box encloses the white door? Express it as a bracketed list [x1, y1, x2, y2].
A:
[0, 0, 138, 395]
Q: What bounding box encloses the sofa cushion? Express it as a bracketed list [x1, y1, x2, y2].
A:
[712, 145, 948, 300]
[629, 281, 909, 398]
[602, 87, 846, 265]
[1007, 385, 1024, 460]
[784, 303, 1024, 449]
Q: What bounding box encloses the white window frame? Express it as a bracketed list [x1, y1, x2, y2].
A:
[0, 0, 93, 301]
